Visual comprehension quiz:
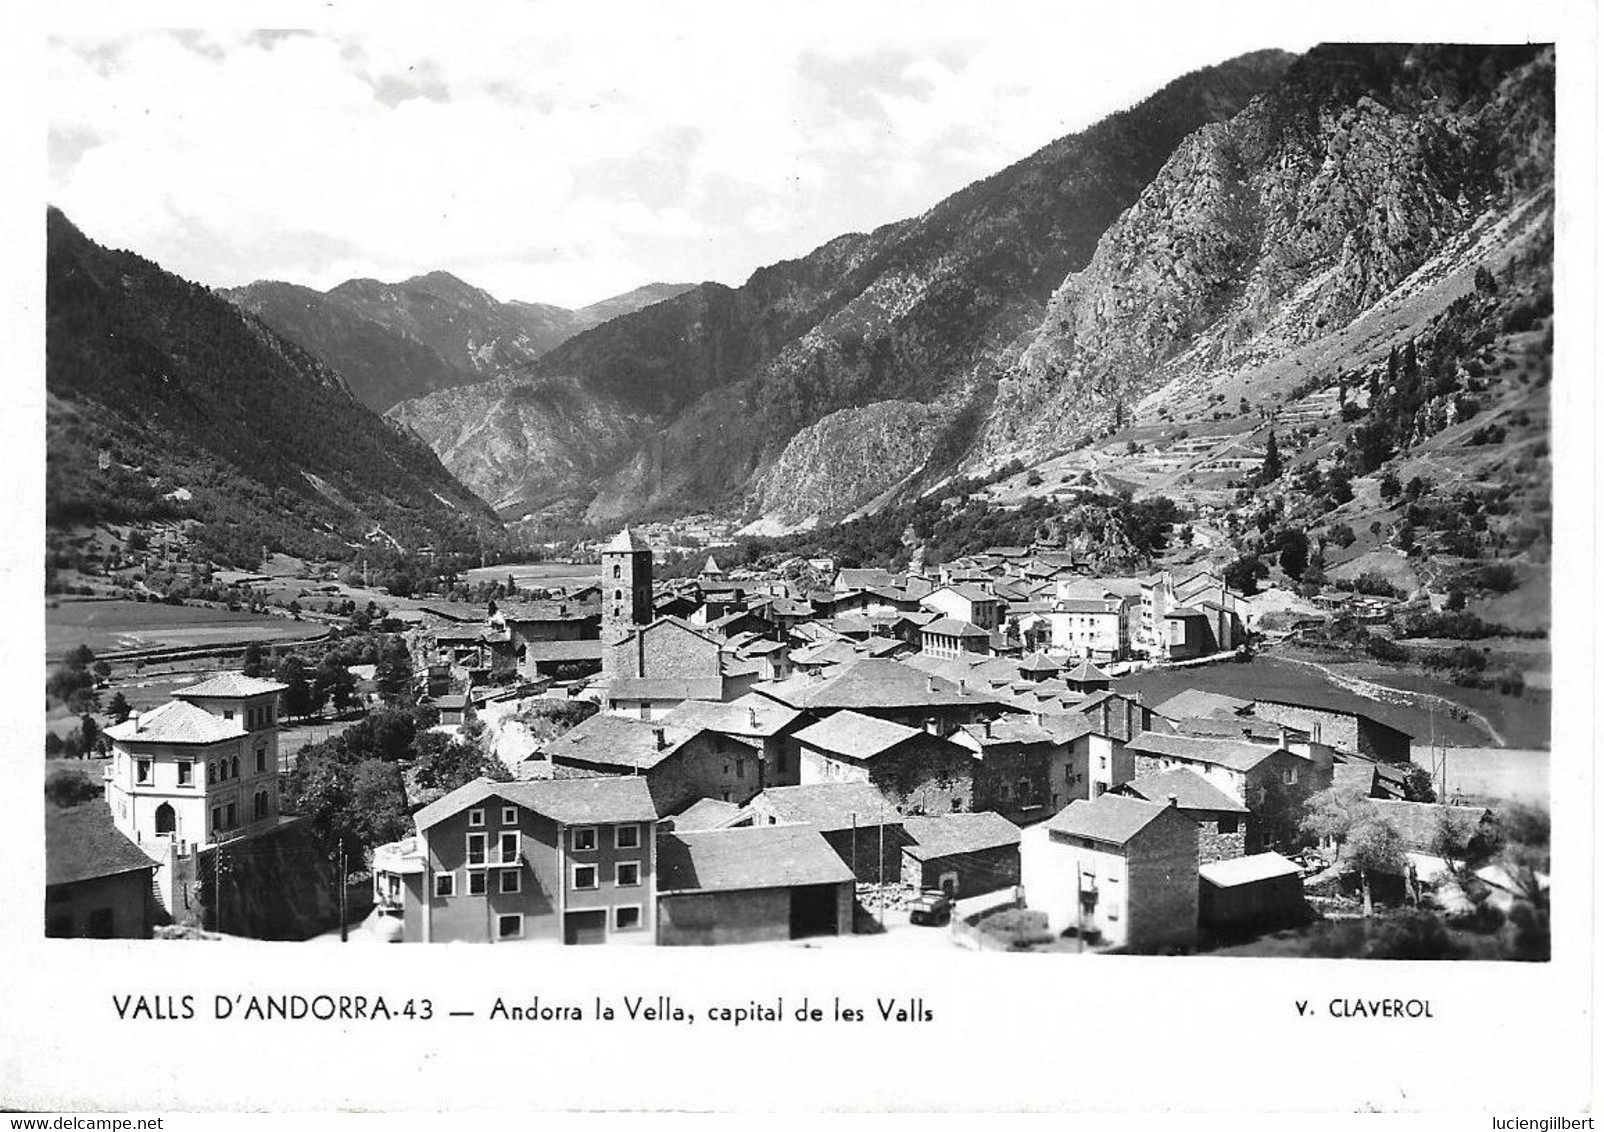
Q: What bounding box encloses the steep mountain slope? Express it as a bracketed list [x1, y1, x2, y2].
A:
[390, 49, 1297, 522]
[46, 209, 502, 565]
[225, 274, 693, 412]
[980, 44, 1554, 465]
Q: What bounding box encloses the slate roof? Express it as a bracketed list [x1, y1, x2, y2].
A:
[413, 775, 659, 831]
[1153, 689, 1254, 720]
[105, 700, 248, 745]
[1016, 652, 1062, 674]
[663, 693, 802, 738]
[605, 527, 651, 552]
[795, 710, 923, 760]
[664, 798, 744, 832]
[1125, 731, 1297, 773]
[1064, 660, 1112, 684]
[1045, 793, 1175, 845]
[958, 717, 1062, 749]
[902, 812, 1021, 860]
[755, 658, 998, 711]
[1368, 799, 1493, 851]
[929, 583, 996, 603]
[657, 826, 854, 894]
[45, 803, 158, 887]
[175, 672, 288, 698]
[1200, 851, 1302, 887]
[755, 782, 901, 831]
[1176, 715, 1305, 742]
[498, 600, 599, 622]
[544, 712, 696, 771]
[923, 617, 991, 638]
[1057, 598, 1118, 615]
[522, 640, 605, 662]
[1115, 768, 1250, 814]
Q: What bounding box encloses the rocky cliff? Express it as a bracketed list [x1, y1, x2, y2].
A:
[979, 44, 1554, 465]
[387, 49, 1297, 521]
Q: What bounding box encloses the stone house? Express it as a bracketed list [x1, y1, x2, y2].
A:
[1043, 793, 1199, 951]
[900, 812, 1022, 898]
[745, 781, 907, 884]
[46, 802, 161, 938]
[793, 710, 976, 816]
[1112, 767, 1250, 864]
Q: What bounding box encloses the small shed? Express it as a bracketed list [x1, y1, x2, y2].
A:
[1198, 852, 1304, 935]
[656, 826, 855, 945]
[900, 812, 1022, 897]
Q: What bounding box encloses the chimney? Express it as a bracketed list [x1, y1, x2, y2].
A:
[927, 676, 936, 693]
[983, 719, 993, 739]
[653, 728, 667, 751]
[958, 678, 967, 696]
[1278, 725, 1290, 749]
[1166, 793, 1179, 808]
[748, 706, 759, 729]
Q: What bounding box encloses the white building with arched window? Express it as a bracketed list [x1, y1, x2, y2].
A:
[104, 672, 287, 855]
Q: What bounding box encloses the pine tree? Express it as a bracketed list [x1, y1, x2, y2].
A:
[1261, 430, 1283, 482]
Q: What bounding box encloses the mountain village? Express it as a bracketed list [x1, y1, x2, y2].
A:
[40, 43, 1553, 961]
[46, 522, 1546, 957]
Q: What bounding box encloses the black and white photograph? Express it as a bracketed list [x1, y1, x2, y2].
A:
[2, 0, 1596, 1116]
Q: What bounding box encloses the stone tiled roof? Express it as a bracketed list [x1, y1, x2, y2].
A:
[605, 527, 651, 552]
[46, 803, 159, 887]
[1152, 689, 1254, 720]
[105, 700, 248, 745]
[1125, 730, 1295, 773]
[657, 826, 854, 894]
[922, 617, 991, 638]
[663, 693, 802, 738]
[1115, 768, 1250, 814]
[663, 798, 744, 832]
[174, 672, 288, 698]
[544, 712, 697, 771]
[902, 812, 1021, 860]
[795, 710, 923, 760]
[1045, 793, 1174, 845]
[754, 782, 901, 831]
[413, 775, 659, 831]
[756, 658, 998, 711]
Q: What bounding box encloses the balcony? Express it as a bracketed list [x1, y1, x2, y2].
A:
[464, 848, 525, 869]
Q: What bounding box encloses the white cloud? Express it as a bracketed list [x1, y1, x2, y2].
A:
[47, 2, 1319, 307]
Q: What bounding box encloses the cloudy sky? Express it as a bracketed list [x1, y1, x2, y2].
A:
[48, 3, 1319, 308]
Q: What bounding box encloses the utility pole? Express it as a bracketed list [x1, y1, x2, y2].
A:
[338, 843, 348, 943]
[877, 802, 886, 929]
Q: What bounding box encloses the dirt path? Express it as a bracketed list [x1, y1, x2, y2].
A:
[1274, 654, 1507, 748]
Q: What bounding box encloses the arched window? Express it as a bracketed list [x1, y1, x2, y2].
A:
[231, 756, 239, 779]
[154, 803, 176, 835]
[612, 564, 621, 580]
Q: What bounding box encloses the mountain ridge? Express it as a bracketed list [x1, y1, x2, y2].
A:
[46, 208, 503, 566]
[224, 272, 695, 413]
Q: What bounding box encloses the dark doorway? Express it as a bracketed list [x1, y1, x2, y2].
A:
[563, 909, 607, 945]
[789, 884, 840, 939]
[154, 803, 176, 835]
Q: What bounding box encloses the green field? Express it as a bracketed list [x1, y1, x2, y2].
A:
[1116, 651, 1546, 749]
[464, 561, 601, 591]
[46, 599, 326, 660]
